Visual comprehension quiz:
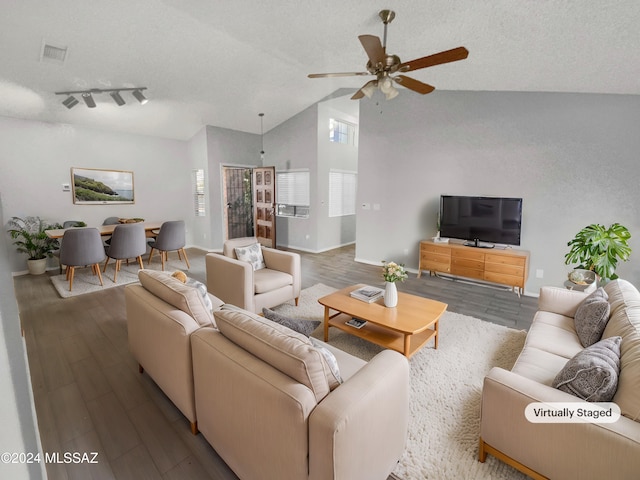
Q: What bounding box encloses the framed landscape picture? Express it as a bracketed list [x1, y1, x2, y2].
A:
[71, 168, 135, 205]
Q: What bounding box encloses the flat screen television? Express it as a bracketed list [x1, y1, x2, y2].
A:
[439, 195, 523, 247]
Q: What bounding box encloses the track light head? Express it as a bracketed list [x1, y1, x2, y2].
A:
[132, 89, 148, 105]
[62, 95, 79, 109]
[82, 92, 96, 108]
[110, 91, 125, 106]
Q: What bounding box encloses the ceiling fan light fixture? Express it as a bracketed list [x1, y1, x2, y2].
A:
[132, 89, 148, 105]
[384, 87, 399, 100]
[110, 91, 125, 106]
[82, 92, 96, 108]
[362, 81, 377, 98]
[62, 95, 79, 109]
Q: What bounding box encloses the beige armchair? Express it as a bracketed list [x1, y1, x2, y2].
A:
[206, 237, 301, 314]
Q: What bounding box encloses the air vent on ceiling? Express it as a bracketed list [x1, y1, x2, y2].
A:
[40, 42, 68, 65]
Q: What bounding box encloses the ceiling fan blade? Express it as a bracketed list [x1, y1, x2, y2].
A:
[308, 72, 370, 78]
[399, 46, 469, 72]
[358, 35, 385, 65]
[393, 75, 435, 94]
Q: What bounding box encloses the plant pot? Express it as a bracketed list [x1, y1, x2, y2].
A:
[27, 258, 48, 275]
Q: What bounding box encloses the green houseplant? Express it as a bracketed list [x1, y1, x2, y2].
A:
[7, 216, 61, 274]
[564, 223, 632, 282]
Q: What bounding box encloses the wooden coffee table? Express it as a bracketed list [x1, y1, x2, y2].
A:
[318, 284, 448, 358]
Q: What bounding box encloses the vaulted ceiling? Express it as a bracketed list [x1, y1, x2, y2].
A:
[1, 1, 639, 140]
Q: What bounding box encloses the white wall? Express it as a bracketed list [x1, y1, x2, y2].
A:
[0, 116, 193, 272]
[356, 90, 640, 293]
[316, 95, 359, 251]
[0, 194, 45, 480]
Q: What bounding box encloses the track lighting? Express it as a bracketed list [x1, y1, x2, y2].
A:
[55, 87, 149, 109]
[110, 91, 125, 106]
[132, 89, 148, 105]
[62, 95, 79, 109]
[82, 92, 96, 108]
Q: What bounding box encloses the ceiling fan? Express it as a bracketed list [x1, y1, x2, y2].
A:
[308, 10, 469, 100]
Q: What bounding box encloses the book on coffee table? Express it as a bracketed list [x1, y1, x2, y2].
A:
[345, 317, 367, 329]
[350, 286, 384, 303]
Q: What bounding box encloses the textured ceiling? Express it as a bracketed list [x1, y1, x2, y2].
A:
[1, 0, 639, 140]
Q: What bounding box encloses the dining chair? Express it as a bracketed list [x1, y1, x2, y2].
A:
[59, 228, 106, 291]
[103, 223, 146, 282]
[147, 220, 190, 271]
[53, 220, 85, 273]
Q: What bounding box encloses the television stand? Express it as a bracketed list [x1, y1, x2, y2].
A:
[418, 239, 529, 296]
[464, 239, 495, 249]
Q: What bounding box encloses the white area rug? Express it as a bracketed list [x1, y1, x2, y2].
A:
[272, 284, 529, 480]
[50, 256, 192, 298]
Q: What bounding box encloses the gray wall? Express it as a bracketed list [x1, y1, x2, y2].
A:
[267, 104, 319, 251]
[0, 116, 194, 272]
[356, 90, 640, 293]
[267, 94, 359, 252]
[204, 125, 261, 250]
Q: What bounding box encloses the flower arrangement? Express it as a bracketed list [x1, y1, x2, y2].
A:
[382, 261, 408, 283]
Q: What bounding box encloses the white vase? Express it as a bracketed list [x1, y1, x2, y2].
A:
[384, 281, 398, 308]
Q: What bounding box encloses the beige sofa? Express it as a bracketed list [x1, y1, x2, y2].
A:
[125, 270, 410, 480]
[479, 279, 640, 479]
[125, 270, 224, 434]
[205, 237, 301, 314]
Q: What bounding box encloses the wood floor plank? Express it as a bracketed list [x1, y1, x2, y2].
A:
[49, 383, 95, 445]
[70, 355, 113, 402]
[85, 391, 141, 460]
[63, 430, 116, 480]
[109, 444, 162, 480]
[128, 400, 191, 474]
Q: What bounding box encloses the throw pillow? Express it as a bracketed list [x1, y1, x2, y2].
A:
[310, 337, 343, 389]
[187, 278, 214, 313]
[552, 336, 622, 402]
[234, 243, 266, 271]
[574, 287, 611, 347]
[262, 308, 321, 337]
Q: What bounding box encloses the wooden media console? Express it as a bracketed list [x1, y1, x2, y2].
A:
[418, 239, 530, 295]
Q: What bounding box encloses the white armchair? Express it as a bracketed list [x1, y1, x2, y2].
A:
[206, 237, 301, 314]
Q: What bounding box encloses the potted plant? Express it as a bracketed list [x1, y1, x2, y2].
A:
[7, 216, 61, 275]
[564, 223, 632, 283]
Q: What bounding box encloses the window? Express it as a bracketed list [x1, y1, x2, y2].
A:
[276, 170, 310, 218]
[329, 170, 357, 217]
[193, 169, 206, 216]
[329, 118, 357, 146]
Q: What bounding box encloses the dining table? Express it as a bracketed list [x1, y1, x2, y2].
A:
[45, 221, 163, 239]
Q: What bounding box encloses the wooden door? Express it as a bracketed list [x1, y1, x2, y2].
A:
[253, 166, 276, 248]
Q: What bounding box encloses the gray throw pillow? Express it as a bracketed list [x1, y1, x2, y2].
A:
[552, 336, 622, 402]
[574, 287, 611, 347]
[262, 308, 321, 337]
[310, 337, 343, 388]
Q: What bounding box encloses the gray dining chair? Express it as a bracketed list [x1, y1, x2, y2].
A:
[103, 223, 146, 282]
[59, 228, 106, 291]
[147, 220, 190, 271]
[53, 220, 85, 273]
